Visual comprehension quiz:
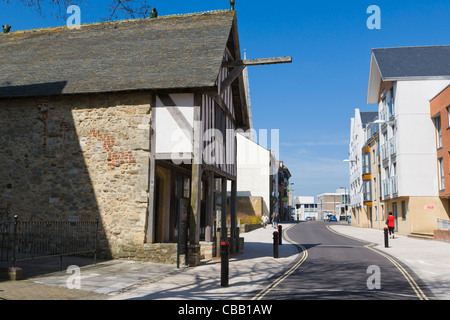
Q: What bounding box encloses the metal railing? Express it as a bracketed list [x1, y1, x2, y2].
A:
[390, 176, 398, 194]
[0, 216, 99, 269]
[382, 179, 390, 197]
[437, 219, 450, 231]
[381, 144, 389, 161]
[389, 137, 396, 156]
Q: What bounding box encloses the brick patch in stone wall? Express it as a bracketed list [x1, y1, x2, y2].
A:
[89, 129, 136, 166]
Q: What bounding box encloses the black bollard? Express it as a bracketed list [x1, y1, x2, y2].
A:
[220, 241, 229, 287]
[384, 228, 389, 248]
[278, 225, 283, 245]
[273, 231, 279, 258]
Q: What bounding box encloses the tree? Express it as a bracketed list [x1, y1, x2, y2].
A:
[1, 0, 153, 21]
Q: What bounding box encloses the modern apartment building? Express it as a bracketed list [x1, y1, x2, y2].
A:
[367, 45, 450, 236]
[348, 109, 378, 225]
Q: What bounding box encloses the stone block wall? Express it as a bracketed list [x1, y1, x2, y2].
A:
[0, 92, 151, 259]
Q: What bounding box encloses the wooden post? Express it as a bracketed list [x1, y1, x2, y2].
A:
[221, 177, 228, 242]
[146, 94, 157, 243]
[230, 179, 237, 253]
[205, 170, 214, 243]
[188, 105, 202, 266]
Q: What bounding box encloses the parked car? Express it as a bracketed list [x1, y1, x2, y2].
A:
[329, 215, 337, 222]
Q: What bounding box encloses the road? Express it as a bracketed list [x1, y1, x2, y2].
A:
[252, 221, 433, 300]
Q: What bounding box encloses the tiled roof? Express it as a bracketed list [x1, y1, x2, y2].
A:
[0, 10, 235, 97]
[373, 45, 450, 80]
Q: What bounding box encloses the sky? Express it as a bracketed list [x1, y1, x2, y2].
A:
[1, 0, 450, 200]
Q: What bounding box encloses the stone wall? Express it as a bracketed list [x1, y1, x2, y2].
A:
[0, 92, 151, 259]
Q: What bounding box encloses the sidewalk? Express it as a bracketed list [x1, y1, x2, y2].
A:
[329, 224, 450, 300]
[109, 223, 299, 300]
[0, 223, 299, 300]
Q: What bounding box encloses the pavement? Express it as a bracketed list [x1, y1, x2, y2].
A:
[0, 223, 300, 300]
[1, 221, 449, 300]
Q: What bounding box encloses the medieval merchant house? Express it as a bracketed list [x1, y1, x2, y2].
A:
[0, 10, 266, 266]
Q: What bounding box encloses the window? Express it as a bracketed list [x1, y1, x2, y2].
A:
[438, 157, 445, 191]
[435, 115, 442, 149]
[362, 151, 371, 174]
[363, 180, 372, 202]
[389, 88, 395, 118]
[447, 106, 450, 128]
[401, 200, 406, 220]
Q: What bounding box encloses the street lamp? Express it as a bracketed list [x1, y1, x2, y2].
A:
[373, 119, 395, 126]
[343, 159, 356, 163]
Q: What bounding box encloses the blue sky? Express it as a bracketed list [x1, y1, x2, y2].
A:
[1, 0, 450, 199]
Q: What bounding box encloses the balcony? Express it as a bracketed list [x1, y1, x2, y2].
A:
[388, 99, 395, 119]
[382, 179, 390, 197]
[390, 176, 398, 195]
[380, 107, 387, 122]
[363, 180, 372, 205]
[389, 137, 396, 156]
[381, 144, 389, 162]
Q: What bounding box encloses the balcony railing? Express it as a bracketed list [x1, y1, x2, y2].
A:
[381, 144, 389, 161]
[380, 107, 387, 122]
[390, 176, 398, 195]
[388, 100, 395, 119]
[382, 179, 390, 197]
[389, 137, 396, 156]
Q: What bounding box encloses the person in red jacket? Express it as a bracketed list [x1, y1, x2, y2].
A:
[387, 212, 395, 239]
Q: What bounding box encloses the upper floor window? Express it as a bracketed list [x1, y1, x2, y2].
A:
[434, 115, 442, 149]
[438, 157, 445, 191]
[447, 105, 450, 128]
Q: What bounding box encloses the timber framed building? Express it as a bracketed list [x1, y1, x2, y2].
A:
[0, 10, 270, 265]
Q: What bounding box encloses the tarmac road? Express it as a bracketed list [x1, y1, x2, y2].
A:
[253, 221, 434, 300]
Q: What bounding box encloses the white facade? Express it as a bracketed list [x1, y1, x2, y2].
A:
[292, 196, 317, 220]
[378, 80, 450, 200]
[348, 109, 365, 211]
[235, 133, 272, 216]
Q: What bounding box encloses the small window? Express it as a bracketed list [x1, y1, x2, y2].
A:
[435, 115, 442, 149]
[438, 157, 445, 191]
[447, 106, 450, 128]
[401, 200, 406, 220]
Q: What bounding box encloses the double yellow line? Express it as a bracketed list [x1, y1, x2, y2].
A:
[364, 244, 428, 300]
[326, 225, 428, 300]
[252, 226, 308, 300]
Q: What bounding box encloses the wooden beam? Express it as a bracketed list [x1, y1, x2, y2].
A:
[220, 65, 245, 96]
[146, 94, 157, 244]
[223, 56, 292, 68]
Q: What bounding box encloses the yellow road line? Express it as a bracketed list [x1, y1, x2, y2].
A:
[326, 225, 428, 300]
[364, 244, 428, 300]
[252, 225, 307, 300]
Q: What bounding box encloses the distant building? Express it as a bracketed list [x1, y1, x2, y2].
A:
[317, 189, 349, 220]
[278, 162, 292, 221]
[293, 196, 317, 220]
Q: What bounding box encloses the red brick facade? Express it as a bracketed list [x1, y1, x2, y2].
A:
[431, 85, 450, 197]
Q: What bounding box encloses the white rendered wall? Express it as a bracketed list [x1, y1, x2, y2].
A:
[395, 80, 450, 197]
[235, 133, 271, 215]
